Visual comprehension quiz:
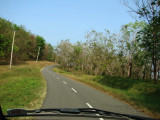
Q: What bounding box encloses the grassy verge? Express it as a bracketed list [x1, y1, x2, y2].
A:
[0, 61, 56, 114]
[54, 67, 160, 119]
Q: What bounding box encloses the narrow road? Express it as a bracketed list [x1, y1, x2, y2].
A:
[41, 65, 147, 120]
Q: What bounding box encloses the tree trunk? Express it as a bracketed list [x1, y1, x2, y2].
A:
[142, 65, 146, 80]
[128, 62, 132, 78]
[154, 63, 156, 84]
[121, 64, 125, 77]
[81, 63, 84, 71]
[150, 62, 153, 79]
[122, 68, 125, 77]
[153, 29, 157, 84]
[157, 63, 160, 80]
[153, 54, 156, 84]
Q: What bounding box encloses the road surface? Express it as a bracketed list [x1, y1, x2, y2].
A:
[40, 65, 147, 120]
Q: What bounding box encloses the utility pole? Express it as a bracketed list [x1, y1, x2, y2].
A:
[10, 31, 16, 69]
[36, 47, 40, 63]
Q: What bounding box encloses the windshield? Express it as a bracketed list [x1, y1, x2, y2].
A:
[0, 0, 159, 120]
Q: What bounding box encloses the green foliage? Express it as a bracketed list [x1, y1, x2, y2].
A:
[0, 17, 53, 63]
[137, 23, 160, 59]
[13, 46, 19, 52]
[0, 18, 13, 60]
[119, 21, 148, 78]
[36, 36, 45, 49]
[135, 1, 160, 82]
[36, 35, 45, 60]
[13, 24, 19, 31]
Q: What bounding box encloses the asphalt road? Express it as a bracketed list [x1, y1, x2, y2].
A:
[40, 65, 147, 120]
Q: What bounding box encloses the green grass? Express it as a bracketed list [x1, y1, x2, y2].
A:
[0, 61, 55, 114]
[53, 67, 160, 118]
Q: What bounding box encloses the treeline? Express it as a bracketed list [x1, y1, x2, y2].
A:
[54, 22, 153, 79]
[0, 17, 54, 64]
[54, 0, 160, 83]
[54, 21, 159, 82]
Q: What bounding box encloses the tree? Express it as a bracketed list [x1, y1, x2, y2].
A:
[26, 34, 37, 60]
[137, 21, 160, 81]
[43, 43, 54, 61]
[55, 39, 73, 68]
[72, 42, 83, 70]
[36, 35, 45, 60]
[124, 0, 160, 83]
[14, 25, 29, 61]
[0, 18, 13, 63]
[85, 30, 117, 75]
[119, 21, 147, 78]
[0, 17, 50, 63]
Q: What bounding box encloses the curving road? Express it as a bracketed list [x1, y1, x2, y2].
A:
[40, 65, 147, 120]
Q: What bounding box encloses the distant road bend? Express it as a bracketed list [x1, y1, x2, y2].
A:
[41, 65, 147, 120]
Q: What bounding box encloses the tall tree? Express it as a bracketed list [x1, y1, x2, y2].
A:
[119, 21, 146, 78]
[55, 39, 73, 68]
[124, 0, 160, 83]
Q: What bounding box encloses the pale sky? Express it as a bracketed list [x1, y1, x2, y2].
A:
[0, 0, 136, 46]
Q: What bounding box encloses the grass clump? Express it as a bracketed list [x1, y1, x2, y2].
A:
[53, 67, 160, 118]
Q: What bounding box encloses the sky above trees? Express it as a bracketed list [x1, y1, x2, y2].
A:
[0, 0, 136, 46]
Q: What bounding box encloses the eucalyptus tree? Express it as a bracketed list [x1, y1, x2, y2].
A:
[85, 30, 117, 75]
[119, 21, 146, 78]
[85, 30, 104, 75]
[124, 0, 160, 82]
[55, 39, 73, 68]
[72, 41, 84, 70]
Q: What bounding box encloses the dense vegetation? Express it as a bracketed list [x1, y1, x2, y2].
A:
[0, 17, 54, 64]
[54, 0, 160, 83]
[54, 21, 159, 81]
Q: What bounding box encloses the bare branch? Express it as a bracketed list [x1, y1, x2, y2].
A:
[123, 0, 138, 14]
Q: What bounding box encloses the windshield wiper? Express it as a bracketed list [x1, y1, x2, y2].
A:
[4, 108, 155, 120]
